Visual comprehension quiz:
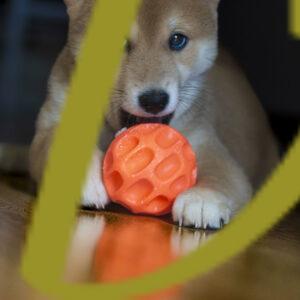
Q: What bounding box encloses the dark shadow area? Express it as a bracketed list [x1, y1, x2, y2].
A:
[0, 0, 68, 144]
[219, 0, 300, 150]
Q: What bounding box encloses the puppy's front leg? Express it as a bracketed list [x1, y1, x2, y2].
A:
[173, 135, 253, 229]
[30, 130, 109, 209]
[81, 149, 109, 209]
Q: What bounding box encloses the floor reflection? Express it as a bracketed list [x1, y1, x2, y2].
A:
[93, 215, 178, 282]
[65, 211, 213, 286]
[63, 210, 300, 300]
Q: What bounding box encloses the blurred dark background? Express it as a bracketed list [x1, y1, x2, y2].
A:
[0, 0, 299, 149]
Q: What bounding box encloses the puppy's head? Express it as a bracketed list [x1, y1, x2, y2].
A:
[64, 0, 220, 129]
[111, 0, 220, 129]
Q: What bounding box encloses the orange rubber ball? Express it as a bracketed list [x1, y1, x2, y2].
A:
[103, 124, 197, 215]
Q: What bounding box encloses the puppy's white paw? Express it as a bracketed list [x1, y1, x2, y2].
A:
[81, 150, 109, 209]
[173, 189, 232, 229]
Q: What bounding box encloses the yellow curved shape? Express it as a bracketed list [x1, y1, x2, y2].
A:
[21, 0, 300, 299]
[290, 0, 300, 38]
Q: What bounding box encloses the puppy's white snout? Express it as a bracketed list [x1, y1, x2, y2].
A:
[138, 89, 169, 115]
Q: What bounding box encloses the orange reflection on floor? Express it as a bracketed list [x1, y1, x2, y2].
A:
[65, 211, 208, 299]
[92, 215, 184, 299]
[93, 216, 178, 282]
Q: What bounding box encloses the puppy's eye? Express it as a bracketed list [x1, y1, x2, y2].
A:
[169, 33, 189, 51]
[125, 39, 133, 53]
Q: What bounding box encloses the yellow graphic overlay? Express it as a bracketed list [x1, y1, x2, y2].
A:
[21, 0, 141, 294]
[21, 1, 300, 299]
[290, 0, 300, 38]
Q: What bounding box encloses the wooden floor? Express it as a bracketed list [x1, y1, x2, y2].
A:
[0, 176, 300, 300]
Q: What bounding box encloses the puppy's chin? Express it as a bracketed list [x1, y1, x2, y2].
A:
[120, 109, 174, 128]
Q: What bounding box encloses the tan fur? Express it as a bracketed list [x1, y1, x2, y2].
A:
[29, 0, 279, 228]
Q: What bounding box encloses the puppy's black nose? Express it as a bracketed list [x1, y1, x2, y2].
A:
[138, 90, 169, 115]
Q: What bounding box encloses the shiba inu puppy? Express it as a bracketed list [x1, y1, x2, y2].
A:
[28, 0, 279, 229]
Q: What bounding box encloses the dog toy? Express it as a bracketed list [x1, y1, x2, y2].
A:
[103, 124, 197, 215]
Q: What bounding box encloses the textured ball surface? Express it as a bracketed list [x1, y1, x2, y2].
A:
[103, 124, 197, 215]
